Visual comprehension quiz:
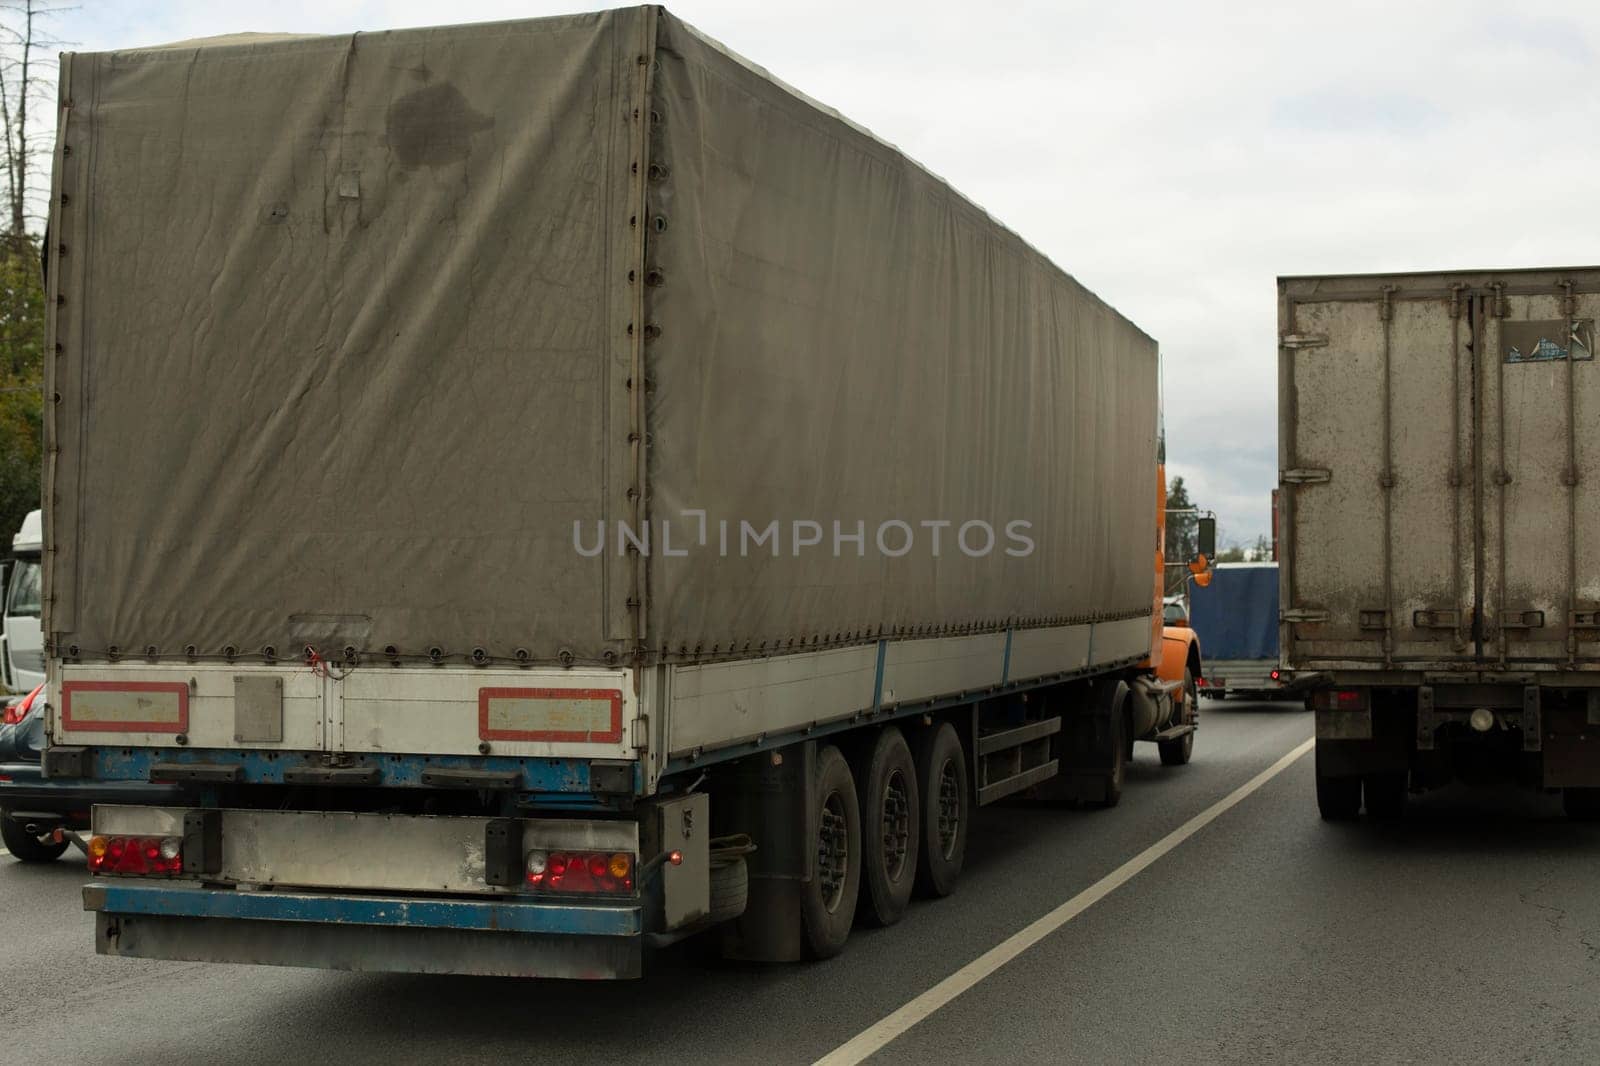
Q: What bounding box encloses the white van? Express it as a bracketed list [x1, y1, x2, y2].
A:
[4, 509, 42, 693]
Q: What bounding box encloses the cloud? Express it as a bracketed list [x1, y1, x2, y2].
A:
[50, 0, 1600, 545]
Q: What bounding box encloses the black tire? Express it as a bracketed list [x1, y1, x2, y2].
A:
[1316, 775, 1361, 821]
[801, 745, 860, 960]
[1159, 668, 1197, 767]
[1563, 787, 1600, 821]
[1, 813, 69, 863]
[856, 727, 920, 927]
[1314, 741, 1362, 821]
[912, 722, 969, 898]
[1100, 692, 1128, 807]
[1363, 772, 1407, 819]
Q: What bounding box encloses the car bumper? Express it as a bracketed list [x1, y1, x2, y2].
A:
[0, 764, 185, 823]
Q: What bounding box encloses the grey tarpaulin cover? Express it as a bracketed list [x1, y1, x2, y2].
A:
[45, 6, 1158, 667]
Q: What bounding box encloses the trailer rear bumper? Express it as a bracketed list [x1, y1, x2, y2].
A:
[84, 882, 642, 979]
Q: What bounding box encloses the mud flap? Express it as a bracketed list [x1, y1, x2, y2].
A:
[1032, 680, 1126, 803]
[712, 740, 815, 962]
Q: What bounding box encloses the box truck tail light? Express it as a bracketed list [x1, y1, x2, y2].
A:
[88, 835, 183, 875]
[1312, 689, 1369, 711]
[1270, 670, 1281, 682]
[524, 849, 634, 894]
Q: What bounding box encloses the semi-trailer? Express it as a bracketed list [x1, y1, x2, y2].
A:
[1279, 267, 1600, 819]
[39, 6, 1205, 977]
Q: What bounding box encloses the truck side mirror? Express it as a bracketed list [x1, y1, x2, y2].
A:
[1196, 516, 1216, 560]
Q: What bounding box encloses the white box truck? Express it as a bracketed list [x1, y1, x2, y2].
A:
[1279, 268, 1600, 819]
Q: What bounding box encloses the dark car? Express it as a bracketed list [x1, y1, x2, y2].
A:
[1, 684, 183, 863]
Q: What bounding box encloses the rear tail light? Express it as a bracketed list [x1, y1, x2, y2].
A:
[1312, 688, 1369, 711]
[88, 835, 183, 875]
[2, 683, 42, 726]
[525, 850, 634, 894]
[1270, 669, 1281, 682]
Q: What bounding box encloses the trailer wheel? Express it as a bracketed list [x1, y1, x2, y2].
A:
[913, 722, 969, 898]
[800, 745, 860, 959]
[1159, 669, 1197, 766]
[1316, 775, 1361, 821]
[855, 727, 920, 927]
[1104, 689, 1133, 807]
[1363, 772, 1407, 819]
[0, 814, 69, 863]
[1563, 788, 1600, 821]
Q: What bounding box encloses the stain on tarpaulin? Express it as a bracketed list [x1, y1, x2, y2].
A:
[1504, 319, 1595, 363]
[385, 82, 494, 167]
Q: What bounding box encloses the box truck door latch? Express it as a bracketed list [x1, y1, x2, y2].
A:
[1282, 608, 1330, 624]
[1280, 468, 1331, 485]
[1412, 609, 1461, 629]
[1280, 333, 1329, 350]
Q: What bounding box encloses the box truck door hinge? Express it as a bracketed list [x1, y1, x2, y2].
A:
[632, 714, 649, 750]
[1281, 467, 1331, 485]
[1280, 333, 1329, 350]
[1283, 608, 1330, 624]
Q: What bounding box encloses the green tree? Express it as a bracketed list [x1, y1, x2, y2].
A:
[0, 232, 42, 543]
[0, 1, 65, 544]
[1165, 475, 1197, 562]
[1164, 476, 1198, 594]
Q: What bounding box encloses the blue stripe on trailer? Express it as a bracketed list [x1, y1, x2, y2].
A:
[86, 747, 619, 803]
[87, 882, 641, 937]
[871, 639, 888, 712]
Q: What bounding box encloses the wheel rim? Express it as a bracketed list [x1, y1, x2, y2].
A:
[880, 768, 911, 881]
[936, 757, 961, 860]
[817, 789, 850, 913]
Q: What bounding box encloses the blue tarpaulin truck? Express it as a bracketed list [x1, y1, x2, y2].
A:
[1190, 563, 1292, 700]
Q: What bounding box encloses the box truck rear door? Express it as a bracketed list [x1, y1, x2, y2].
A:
[1280, 278, 1476, 666]
[1477, 277, 1600, 665]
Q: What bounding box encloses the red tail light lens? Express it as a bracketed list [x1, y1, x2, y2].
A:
[525, 850, 635, 895]
[88, 835, 183, 875]
[1312, 688, 1370, 711]
[1, 683, 42, 726]
[1270, 670, 1281, 682]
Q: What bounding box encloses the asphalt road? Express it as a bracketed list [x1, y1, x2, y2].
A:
[2, 699, 1597, 1065]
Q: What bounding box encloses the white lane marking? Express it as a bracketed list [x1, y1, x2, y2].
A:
[815, 735, 1316, 1066]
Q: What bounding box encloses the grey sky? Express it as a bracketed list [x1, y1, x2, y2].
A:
[50, 1, 1600, 547]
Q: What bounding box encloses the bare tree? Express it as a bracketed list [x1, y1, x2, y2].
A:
[0, 0, 70, 243]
